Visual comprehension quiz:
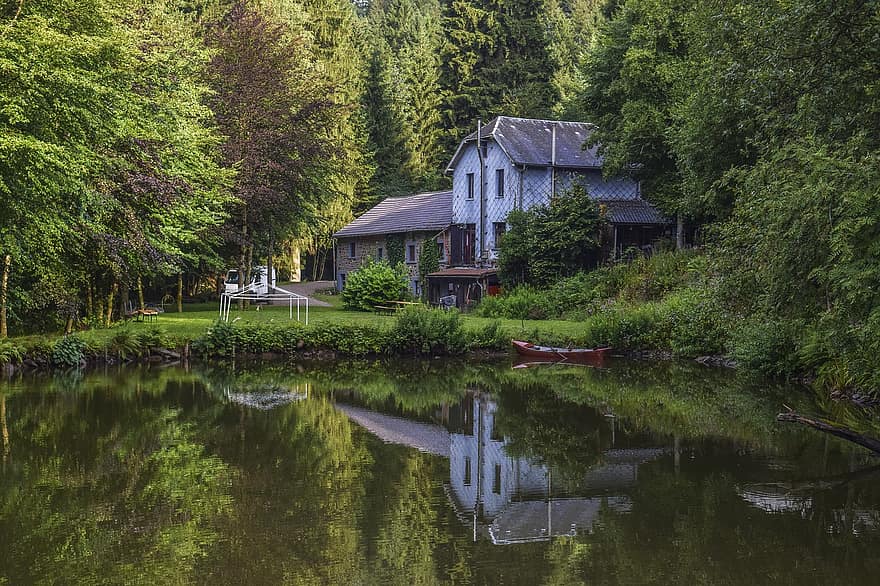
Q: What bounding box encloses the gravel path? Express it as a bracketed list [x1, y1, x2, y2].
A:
[273, 280, 335, 307]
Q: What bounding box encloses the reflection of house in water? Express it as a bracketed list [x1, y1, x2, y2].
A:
[332, 391, 667, 545]
[446, 393, 667, 545]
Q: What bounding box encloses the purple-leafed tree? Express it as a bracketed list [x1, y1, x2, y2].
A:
[209, 1, 339, 290]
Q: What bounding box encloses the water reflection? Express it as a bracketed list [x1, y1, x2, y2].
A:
[2, 359, 880, 584]
[442, 392, 662, 545]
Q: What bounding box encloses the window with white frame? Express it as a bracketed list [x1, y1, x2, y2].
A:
[496, 168, 505, 198]
[347, 241, 356, 258]
[466, 172, 475, 199]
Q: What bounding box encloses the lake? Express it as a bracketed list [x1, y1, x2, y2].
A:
[1, 358, 878, 584]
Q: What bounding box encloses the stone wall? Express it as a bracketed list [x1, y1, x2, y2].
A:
[336, 231, 449, 295]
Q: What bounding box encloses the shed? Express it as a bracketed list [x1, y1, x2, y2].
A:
[426, 268, 499, 310]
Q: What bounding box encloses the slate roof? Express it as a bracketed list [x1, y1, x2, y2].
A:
[333, 190, 452, 238]
[447, 116, 603, 172]
[598, 199, 670, 225]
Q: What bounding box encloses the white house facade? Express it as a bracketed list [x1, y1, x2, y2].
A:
[445, 116, 668, 266]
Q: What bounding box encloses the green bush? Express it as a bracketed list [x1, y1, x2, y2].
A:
[466, 320, 508, 350]
[663, 288, 728, 356]
[51, 335, 86, 368]
[729, 317, 803, 377]
[474, 286, 548, 320]
[191, 320, 238, 357]
[391, 306, 468, 355]
[581, 303, 667, 349]
[0, 340, 24, 365]
[342, 259, 409, 311]
[309, 323, 391, 355]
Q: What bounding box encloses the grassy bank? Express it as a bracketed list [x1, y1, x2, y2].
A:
[478, 250, 880, 394]
[0, 302, 596, 368]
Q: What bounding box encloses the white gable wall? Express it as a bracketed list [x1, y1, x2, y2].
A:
[452, 140, 521, 259]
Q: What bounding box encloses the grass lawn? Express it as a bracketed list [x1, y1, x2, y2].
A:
[11, 301, 587, 349]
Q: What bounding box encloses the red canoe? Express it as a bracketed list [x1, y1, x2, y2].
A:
[512, 340, 611, 363]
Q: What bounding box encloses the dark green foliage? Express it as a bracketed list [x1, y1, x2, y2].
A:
[417, 238, 440, 298]
[390, 306, 468, 355]
[341, 259, 409, 311]
[51, 335, 86, 368]
[498, 185, 605, 287]
[729, 317, 803, 378]
[481, 250, 702, 320]
[191, 307, 480, 357]
[0, 340, 24, 365]
[440, 0, 558, 151]
[385, 235, 405, 266]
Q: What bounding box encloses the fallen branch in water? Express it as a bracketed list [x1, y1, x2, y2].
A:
[776, 411, 880, 455]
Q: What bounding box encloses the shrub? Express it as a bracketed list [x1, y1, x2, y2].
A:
[51, 335, 86, 368]
[0, 340, 24, 365]
[109, 328, 145, 360]
[663, 288, 728, 356]
[474, 286, 548, 320]
[582, 303, 667, 349]
[391, 306, 468, 355]
[191, 321, 239, 357]
[729, 317, 802, 376]
[309, 323, 391, 355]
[342, 259, 409, 311]
[466, 320, 508, 350]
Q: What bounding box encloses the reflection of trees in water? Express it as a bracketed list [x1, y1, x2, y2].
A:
[0, 387, 232, 585]
[2, 359, 880, 584]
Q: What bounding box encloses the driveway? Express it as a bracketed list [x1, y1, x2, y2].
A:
[274, 280, 335, 307]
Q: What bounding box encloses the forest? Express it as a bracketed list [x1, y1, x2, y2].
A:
[1, 0, 879, 388]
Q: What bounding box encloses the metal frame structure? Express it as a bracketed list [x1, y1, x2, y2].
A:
[219, 283, 309, 324]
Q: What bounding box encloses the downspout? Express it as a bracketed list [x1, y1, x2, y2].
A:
[518, 164, 525, 211]
[551, 122, 557, 199]
[476, 119, 486, 263]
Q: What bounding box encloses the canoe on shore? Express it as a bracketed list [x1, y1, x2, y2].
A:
[511, 340, 611, 363]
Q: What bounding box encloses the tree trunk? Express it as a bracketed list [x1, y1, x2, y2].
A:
[137, 276, 145, 310]
[177, 273, 183, 313]
[238, 220, 248, 310]
[105, 282, 117, 327]
[1, 394, 8, 465]
[0, 254, 10, 338]
[244, 244, 253, 309]
[676, 213, 685, 250]
[86, 282, 94, 318]
[777, 412, 880, 455]
[119, 277, 129, 319]
[266, 234, 275, 293]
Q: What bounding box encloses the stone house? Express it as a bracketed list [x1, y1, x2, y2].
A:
[444, 116, 671, 266]
[333, 190, 452, 295]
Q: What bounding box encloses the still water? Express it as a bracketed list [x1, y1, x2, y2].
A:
[1, 358, 878, 584]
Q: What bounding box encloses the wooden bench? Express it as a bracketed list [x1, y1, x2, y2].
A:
[373, 305, 396, 315]
[126, 308, 159, 322]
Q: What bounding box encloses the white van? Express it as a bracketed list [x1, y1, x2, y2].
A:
[224, 266, 277, 296]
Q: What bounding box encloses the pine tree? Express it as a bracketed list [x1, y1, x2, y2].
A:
[440, 0, 558, 151]
[369, 0, 445, 193]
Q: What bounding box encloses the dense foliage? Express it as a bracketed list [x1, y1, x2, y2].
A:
[340, 259, 408, 311]
[498, 186, 605, 287]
